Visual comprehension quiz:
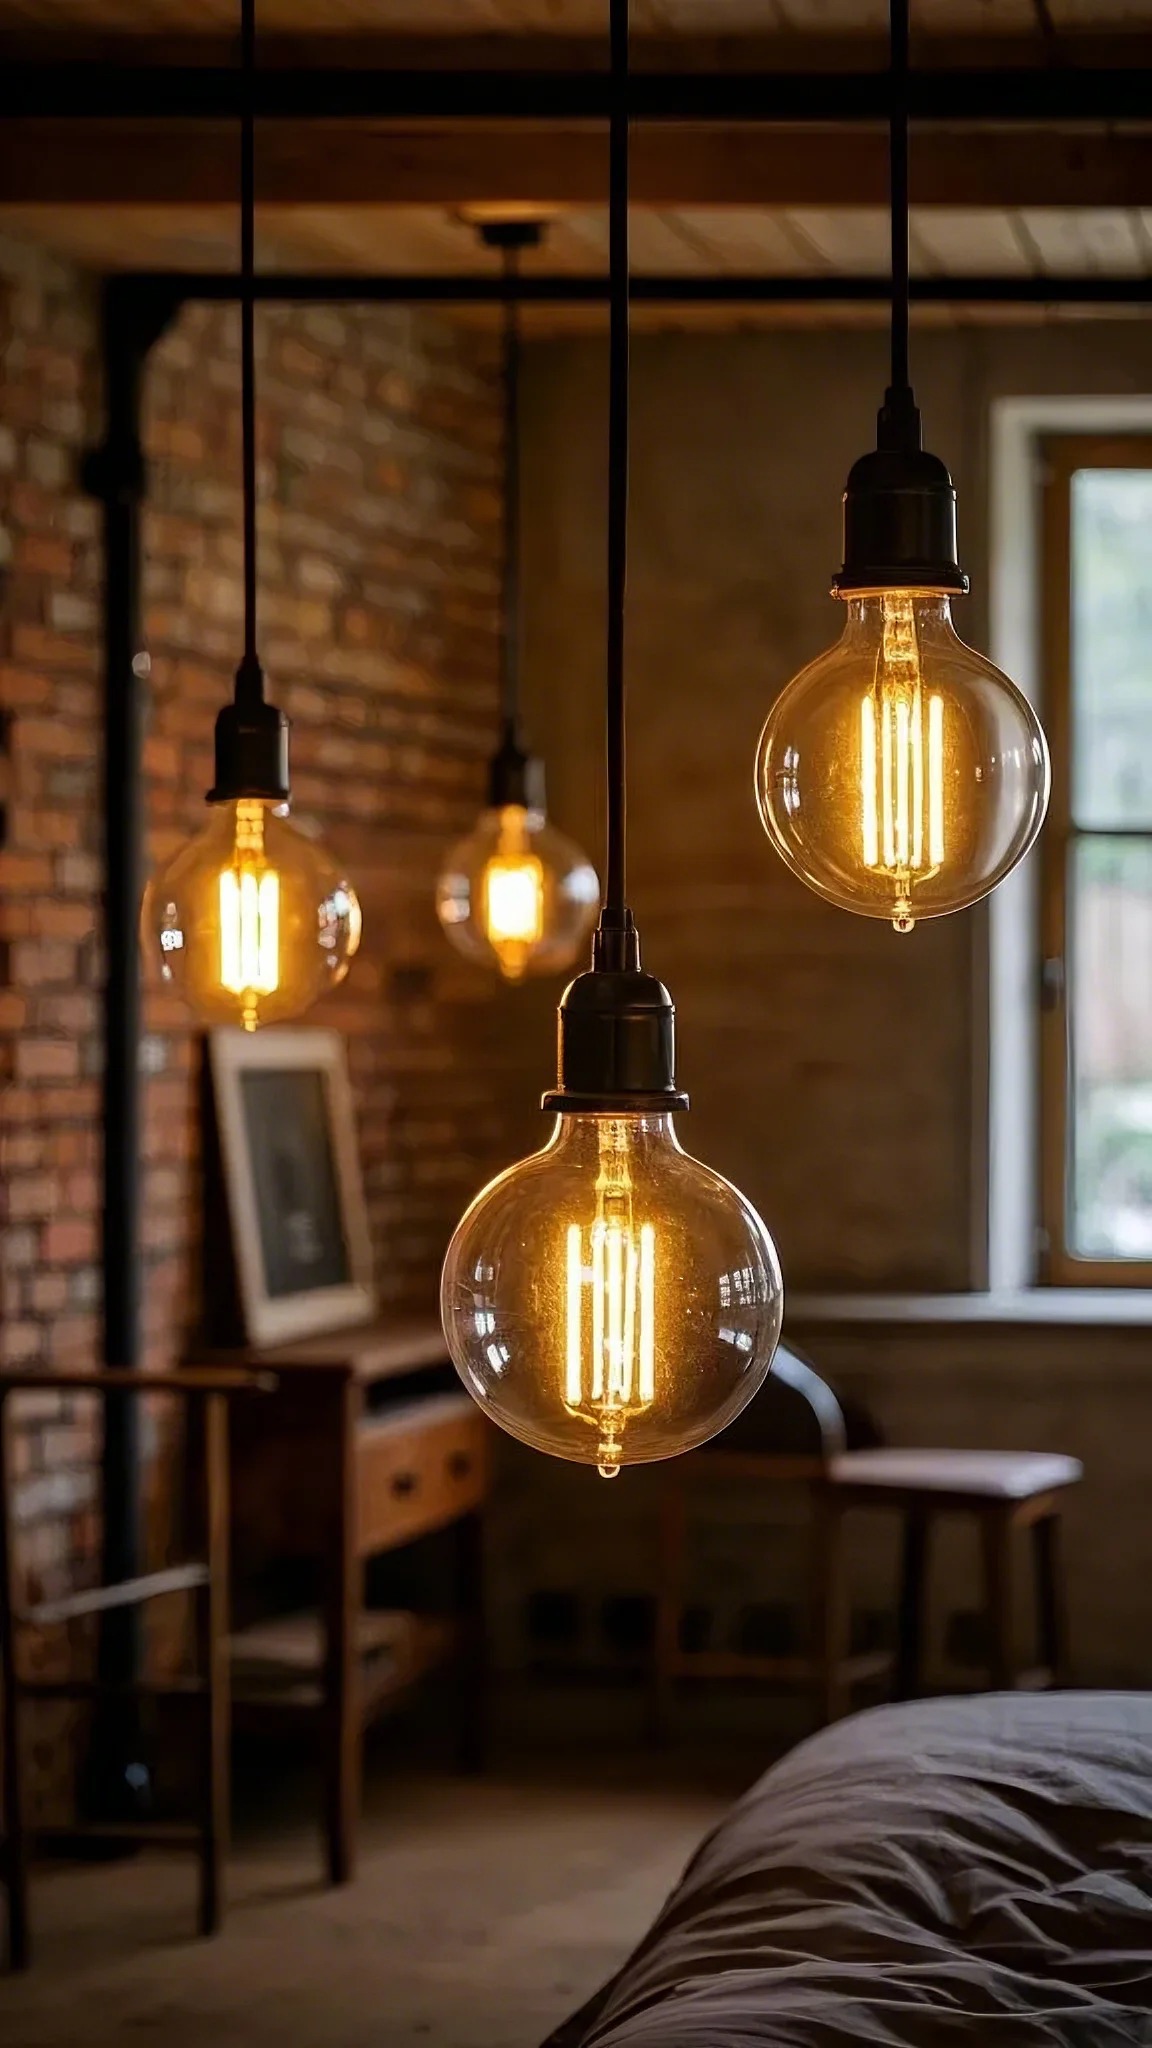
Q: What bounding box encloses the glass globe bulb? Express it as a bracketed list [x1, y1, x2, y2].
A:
[142, 798, 361, 1031]
[441, 1112, 782, 1478]
[755, 591, 1050, 934]
[436, 804, 600, 981]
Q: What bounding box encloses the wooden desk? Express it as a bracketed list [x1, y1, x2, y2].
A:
[191, 1317, 489, 1884]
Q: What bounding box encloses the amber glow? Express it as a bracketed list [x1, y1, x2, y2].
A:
[563, 1121, 657, 1476]
[481, 806, 546, 978]
[858, 594, 946, 932]
[217, 800, 281, 1025]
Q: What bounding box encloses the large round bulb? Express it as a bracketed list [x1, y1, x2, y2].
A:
[142, 798, 361, 1031]
[441, 1112, 782, 1477]
[437, 803, 600, 981]
[755, 591, 1050, 933]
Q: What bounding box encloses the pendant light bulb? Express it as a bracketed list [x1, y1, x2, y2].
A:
[437, 793, 600, 982]
[436, 219, 599, 982]
[440, 0, 783, 1478]
[143, 796, 360, 1033]
[754, 0, 1048, 932]
[441, 1105, 781, 1479]
[140, 0, 361, 1026]
[755, 586, 1049, 935]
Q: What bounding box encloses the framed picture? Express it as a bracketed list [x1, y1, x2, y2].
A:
[209, 1027, 375, 1346]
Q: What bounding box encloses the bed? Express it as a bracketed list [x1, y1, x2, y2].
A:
[542, 1692, 1152, 2047]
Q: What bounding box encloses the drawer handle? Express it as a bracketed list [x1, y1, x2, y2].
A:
[448, 1451, 472, 1481]
[391, 1470, 419, 1498]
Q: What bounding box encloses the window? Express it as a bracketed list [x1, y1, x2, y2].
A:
[1041, 437, 1152, 1282]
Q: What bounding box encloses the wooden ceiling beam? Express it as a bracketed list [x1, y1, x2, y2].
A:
[4, 121, 1152, 211]
[0, 32, 1150, 77]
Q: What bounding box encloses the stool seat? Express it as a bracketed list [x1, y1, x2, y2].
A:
[829, 1449, 1082, 1502]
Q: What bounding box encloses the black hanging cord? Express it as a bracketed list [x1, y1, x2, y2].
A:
[603, 0, 630, 932]
[889, 0, 911, 402]
[239, 0, 260, 687]
[878, 0, 920, 454]
[499, 241, 522, 739]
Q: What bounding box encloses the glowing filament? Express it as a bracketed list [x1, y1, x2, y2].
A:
[859, 596, 946, 932]
[563, 1124, 656, 1476]
[482, 806, 545, 977]
[218, 801, 280, 1027]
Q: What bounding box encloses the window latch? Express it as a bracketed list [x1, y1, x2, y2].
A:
[1040, 956, 1065, 1011]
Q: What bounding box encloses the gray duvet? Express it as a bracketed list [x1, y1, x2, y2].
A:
[543, 1693, 1152, 2047]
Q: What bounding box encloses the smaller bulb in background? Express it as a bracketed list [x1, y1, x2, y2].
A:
[437, 801, 600, 982]
[143, 798, 360, 1031]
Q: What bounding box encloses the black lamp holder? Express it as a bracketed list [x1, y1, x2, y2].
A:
[208, 0, 291, 807]
[543, 0, 688, 1118]
[832, 0, 968, 600]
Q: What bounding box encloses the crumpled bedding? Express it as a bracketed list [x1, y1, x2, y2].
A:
[542, 1693, 1152, 2048]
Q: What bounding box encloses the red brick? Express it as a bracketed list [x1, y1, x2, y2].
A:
[15, 533, 73, 578]
[15, 1038, 80, 1084]
[42, 1218, 98, 1266]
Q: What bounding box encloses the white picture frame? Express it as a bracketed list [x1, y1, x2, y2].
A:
[209, 1027, 376, 1347]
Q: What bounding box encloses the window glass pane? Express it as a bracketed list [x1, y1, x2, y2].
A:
[1071, 466, 1152, 827]
[1068, 836, 1152, 1258]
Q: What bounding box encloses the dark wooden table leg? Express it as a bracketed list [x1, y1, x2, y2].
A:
[322, 1377, 359, 1887]
[649, 1481, 687, 1745]
[197, 1392, 230, 1937]
[454, 1508, 486, 1775]
[814, 1487, 850, 1725]
[980, 1506, 1015, 1690]
[1033, 1511, 1069, 1686]
[0, 1395, 30, 1971]
[895, 1507, 931, 1702]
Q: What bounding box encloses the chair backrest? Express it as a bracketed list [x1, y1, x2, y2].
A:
[705, 1337, 848, 1461]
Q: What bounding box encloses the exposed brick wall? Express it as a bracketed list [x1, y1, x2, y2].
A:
[0, 238, 519, 1807]
[140, 295, 518, 1375]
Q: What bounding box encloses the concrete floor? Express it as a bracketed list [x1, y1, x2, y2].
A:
[0, 1743, 738, 2048]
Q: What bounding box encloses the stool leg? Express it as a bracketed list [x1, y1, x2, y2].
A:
[895, 1509, 931, 1702]
[649, 1482, 686, 1745]
[1033, 1513, 1069, 1687]
[980, 1507, 1015, 1690]
[814, 1489, 850, 1725]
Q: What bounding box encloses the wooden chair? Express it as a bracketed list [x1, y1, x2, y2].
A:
[822, 1448, 1081, 1715]
[0, 1367, 271, 1972]
[651, 1343, 894, 1736]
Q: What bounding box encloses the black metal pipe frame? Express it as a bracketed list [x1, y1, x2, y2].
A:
[80, 276, 182, 1817]
[80, 248, 1146, 1782]
[101, 272, 1152, 306]
[5, 62, 1152, 122]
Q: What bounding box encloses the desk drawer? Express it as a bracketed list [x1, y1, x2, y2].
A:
[357, 1396, 488, 1555]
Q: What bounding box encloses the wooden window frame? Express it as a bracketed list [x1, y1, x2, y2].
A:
[1039, 434, 1152, 1286]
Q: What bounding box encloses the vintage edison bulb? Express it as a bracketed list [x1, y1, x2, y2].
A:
[143, 799, 361, 1030]
[437, 803, 600, 980]
[756, 591, 1050, 934]
[441, 1113, 783, 1477]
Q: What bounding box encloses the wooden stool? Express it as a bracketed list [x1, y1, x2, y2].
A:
[0, 1367, 271, 1972]
[822, 1448, 1082, 1716]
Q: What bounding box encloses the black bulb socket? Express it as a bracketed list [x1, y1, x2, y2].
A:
[487, 727, 546, 812]
[542, 916, 690, 1115]
[207, 655, 290, 805]
[832, 389, 969, 598]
